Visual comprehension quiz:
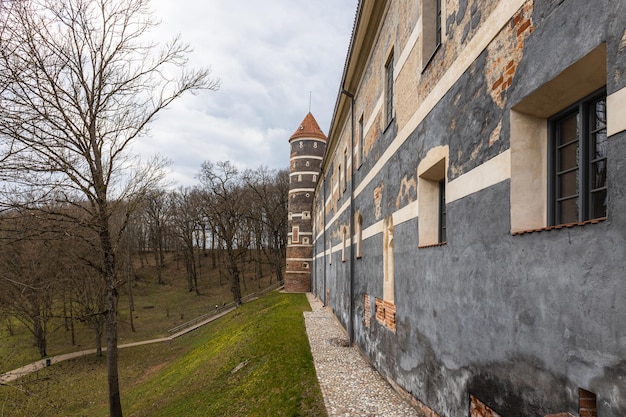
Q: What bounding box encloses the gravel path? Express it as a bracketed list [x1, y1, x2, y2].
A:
[304, 293, 421, 417]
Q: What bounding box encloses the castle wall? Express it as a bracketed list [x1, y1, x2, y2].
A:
[311, 0, 626, 415]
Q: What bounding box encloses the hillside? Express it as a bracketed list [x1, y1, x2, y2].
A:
[0, 291, 326, 416]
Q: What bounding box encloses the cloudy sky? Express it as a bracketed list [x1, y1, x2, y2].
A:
[135, 0, 358, 187]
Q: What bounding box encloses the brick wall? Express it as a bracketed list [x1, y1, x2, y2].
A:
[375, 297, 396, 332]
[470, 395, 501, 417]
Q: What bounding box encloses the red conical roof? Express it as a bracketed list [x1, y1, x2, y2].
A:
[289, 112, 327, 142]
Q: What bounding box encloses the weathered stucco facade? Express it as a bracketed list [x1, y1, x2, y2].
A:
[309, 0, 626, 416]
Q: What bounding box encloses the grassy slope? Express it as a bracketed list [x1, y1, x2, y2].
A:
[0, 251, 279, 374]
[1, 292, 327, 417]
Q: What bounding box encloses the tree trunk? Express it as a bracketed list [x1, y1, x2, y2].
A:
[194, 248, 200, 295]
[227, 246, 242, 304]
[102, 228, 122, 417]
[96, 325, 103, 357]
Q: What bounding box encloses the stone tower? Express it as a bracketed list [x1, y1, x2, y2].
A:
[285, 112, 326, 292]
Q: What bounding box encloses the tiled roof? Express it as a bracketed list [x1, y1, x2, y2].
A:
[290, 112, 327, 141]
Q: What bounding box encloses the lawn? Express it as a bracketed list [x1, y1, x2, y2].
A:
[0, 291, 328, 417]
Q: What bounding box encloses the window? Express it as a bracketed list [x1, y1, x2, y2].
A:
[358, 114, 364, 167]
[292, 226, 299, 243]
[510, 44, 606, 233]
[343, 148, 348, 191]
[421, 0, 443, 70]
[303, 237, 310, 245]
[438, 179, 447, 243]
[338, 164, 342, 196]
[298, 174, 302, 182]
[549, 89, 607, 225]
[418, 146, 448, 247]
[385, 52, 394, 126]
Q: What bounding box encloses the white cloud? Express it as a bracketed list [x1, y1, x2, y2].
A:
[131, 0, 357, 187]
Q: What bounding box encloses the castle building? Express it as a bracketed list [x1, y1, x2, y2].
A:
[284, 112, 326, 292]
[304, 0, 626, 416]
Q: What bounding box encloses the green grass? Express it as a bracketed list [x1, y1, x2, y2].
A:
[0, 292, 327, 417]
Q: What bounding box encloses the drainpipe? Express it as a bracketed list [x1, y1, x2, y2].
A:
[341, 88, 355, 346]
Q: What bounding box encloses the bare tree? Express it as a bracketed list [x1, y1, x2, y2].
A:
[199, 161, 249, 305]
[169, 187, 201, 294]
[143, 189, 169, 284]
[0, 1, 219, 415]
[244, 167, 289, 283]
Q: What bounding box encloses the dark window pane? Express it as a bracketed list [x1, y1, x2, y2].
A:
[558, 197, 579, 224]
[590, 159, 607, 190]
[439, 179, 446, 243]
[558, 112, 579, 146]
[592, 98, 606, 129]
[558, 169, 578, 199]
[590, 189, 607, 219]
[558, 142, 578, 171]
[591, 130, 607, 161]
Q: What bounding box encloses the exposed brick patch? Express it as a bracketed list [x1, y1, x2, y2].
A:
[374, 297, 396, 332]
[579, 389, 597, 417]
[485, 1, 535, 108]
[364, 294, 371, 328]
[470, 395, 501, 417]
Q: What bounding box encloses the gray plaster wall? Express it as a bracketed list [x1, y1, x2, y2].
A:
[311, 0, 626, 415]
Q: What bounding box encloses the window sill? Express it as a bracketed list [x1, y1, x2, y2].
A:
[418, 241, 447, 249]
[511, 217, 607, 236]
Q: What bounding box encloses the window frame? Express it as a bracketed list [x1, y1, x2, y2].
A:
[384, 51, 394, 127]
[548, 88, 607, 226]
[421, 0, 443, 72]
